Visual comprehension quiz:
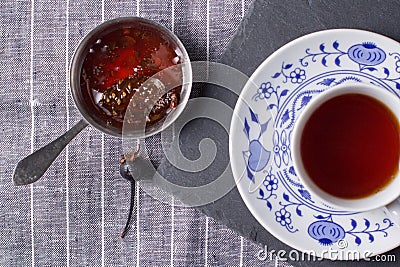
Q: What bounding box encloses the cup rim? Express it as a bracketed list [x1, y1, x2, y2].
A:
[69, 16, 192, 138]
[292, 83, 400, 211]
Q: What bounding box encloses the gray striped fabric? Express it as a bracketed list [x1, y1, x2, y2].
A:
[0, 0, 282, 266]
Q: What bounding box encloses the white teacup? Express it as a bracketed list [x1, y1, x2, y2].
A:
[292, 83, 400, 218]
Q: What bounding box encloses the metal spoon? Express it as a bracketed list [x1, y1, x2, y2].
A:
[119, 147, 156, 237]
[13, 119, 88, 186]
[13, 17, 191, 187]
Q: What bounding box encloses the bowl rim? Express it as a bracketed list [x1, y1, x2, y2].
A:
[69, 16, 192, 138]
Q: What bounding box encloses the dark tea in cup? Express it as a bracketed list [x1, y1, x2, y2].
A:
[300, 93, 399, 199]
[292, 83, 400, 211]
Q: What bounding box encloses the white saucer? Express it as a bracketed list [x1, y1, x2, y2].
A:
[230, 29, 400, 260]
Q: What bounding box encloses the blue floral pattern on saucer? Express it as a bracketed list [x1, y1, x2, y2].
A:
[230, 29, 400, 260]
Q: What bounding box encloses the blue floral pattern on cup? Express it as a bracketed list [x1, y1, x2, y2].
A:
[347, 42, 386, 66]
[242, 39, 398, 248]
[289, 68, 306, 83]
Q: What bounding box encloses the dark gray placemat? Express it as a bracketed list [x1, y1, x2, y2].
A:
[158, 0, 400, 266]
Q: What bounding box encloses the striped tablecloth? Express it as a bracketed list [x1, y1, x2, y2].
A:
[0, 0, 283, 266]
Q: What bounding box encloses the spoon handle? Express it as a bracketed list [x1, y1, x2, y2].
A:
[13, 119, 89, 186]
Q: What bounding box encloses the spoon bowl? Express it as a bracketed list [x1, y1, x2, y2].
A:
[13, 17, 192, 185]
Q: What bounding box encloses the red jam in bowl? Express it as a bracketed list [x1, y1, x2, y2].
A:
[80, 22, 184, 133]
